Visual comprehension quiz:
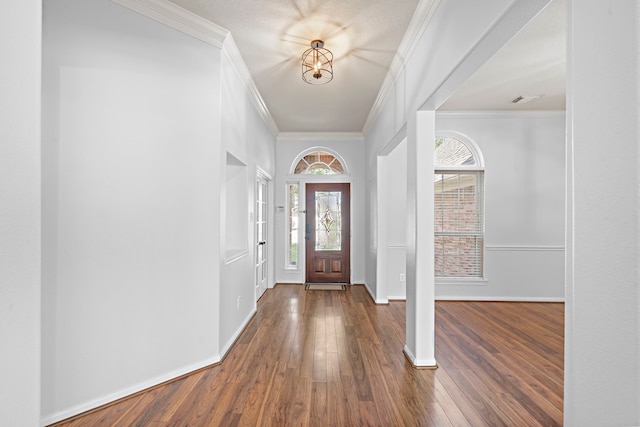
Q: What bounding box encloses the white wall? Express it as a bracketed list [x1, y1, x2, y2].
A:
[41, 0, 248, 423]
[0, 1, 42, 425]
[364, 0, 524, 299]
[275, 138, 365, 285]
[435, 112, 565, 301]
[377, 139, 408, 300]
[373, 111, 566, 303]
[565, 0, 640, 425]
[218, 45, 276, 355]
[366, 2, 564, 299]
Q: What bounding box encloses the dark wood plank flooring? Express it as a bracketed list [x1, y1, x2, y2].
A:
[52, 284, 564, 426]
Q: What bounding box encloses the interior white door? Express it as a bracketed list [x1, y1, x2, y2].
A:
[255, 175, 268, 299]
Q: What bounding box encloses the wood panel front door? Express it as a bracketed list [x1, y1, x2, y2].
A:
[305, 183, 350, 283]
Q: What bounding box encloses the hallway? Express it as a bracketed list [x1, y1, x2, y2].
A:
[53, 284, 563, 426]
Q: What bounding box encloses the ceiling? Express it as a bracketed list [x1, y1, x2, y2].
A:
[169, 0, 566, 134]
[440, 0, 566, 112]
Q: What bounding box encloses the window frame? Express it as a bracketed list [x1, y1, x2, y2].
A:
[434, 132, 487, 284]
[285, 148, 351, 276]
[289, 147, 349, 177]
[285, 181, 300, 270]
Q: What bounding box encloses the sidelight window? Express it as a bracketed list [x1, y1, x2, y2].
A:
[286, 182, 299, 268]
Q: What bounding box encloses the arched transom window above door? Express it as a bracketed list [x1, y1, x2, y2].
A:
[292, 150, 347, 175]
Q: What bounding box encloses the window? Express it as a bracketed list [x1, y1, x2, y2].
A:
[286, 182, 299, 268]
[293, 151, 345, 175]
[434, 135, 484, 279]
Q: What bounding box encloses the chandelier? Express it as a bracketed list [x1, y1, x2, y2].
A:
[301, 40, 333, 85]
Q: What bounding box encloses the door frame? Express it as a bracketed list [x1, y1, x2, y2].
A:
[255, 168, 271, 300]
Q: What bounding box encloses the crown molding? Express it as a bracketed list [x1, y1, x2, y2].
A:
[112, 0, 227, 47]
[436, 110, 566, 119]
[378, 123, 408, 156]
[362, 0, 440, 137]
[221, 34, 280, 137]
[277, 132, 365, 142]
[112, 0, 280, 137]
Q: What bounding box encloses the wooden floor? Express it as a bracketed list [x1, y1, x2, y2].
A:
[53, 284, 564, 426]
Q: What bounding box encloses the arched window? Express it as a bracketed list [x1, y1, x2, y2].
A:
[434, 133, 485, 279]
[292, 150, 345, 175]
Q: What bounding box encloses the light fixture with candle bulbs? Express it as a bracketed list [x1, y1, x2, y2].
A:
[301, 39, 333, 85]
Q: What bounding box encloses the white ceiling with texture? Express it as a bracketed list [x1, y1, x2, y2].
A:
[170, 0, 419, 132]
[440, 0, 566, 111]
[169, 0, 566, 133]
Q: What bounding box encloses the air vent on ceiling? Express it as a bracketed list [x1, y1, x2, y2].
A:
[512, 95, 542, 104]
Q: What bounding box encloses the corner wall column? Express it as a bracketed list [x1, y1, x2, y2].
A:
[565, 0, 640, 425]
[0, 1, 42, 424]
[404, 110, 436, 367]
[375, 154, 389, 304]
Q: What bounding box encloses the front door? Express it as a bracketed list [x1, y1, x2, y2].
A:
[305, 183, 350, 283]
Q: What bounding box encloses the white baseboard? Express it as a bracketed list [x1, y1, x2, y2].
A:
[361, 281, 563, 303]
[220, 307, 257, 357]
[485, 245, 565, 252]
[41, 355, 221, 426]
[403, 345, 437, 368]
[436, 296, 565, 302]
[362, 282, 389, 304]
[41, 309, 258, 426]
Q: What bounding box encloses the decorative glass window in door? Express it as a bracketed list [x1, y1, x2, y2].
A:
[314, 191, 342, 251]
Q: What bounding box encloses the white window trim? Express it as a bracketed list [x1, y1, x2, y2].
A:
[435, 131, 486, 284]
[436, 130, 485, 167]
[436, 276, 488, 286]
[285, 181, 300, 270]
[435, 165, 485, 172]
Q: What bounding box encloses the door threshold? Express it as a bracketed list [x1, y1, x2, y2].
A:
[305, 283, 346, 291]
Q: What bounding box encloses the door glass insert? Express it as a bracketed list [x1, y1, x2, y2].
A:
[315, 191, 342, 251]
